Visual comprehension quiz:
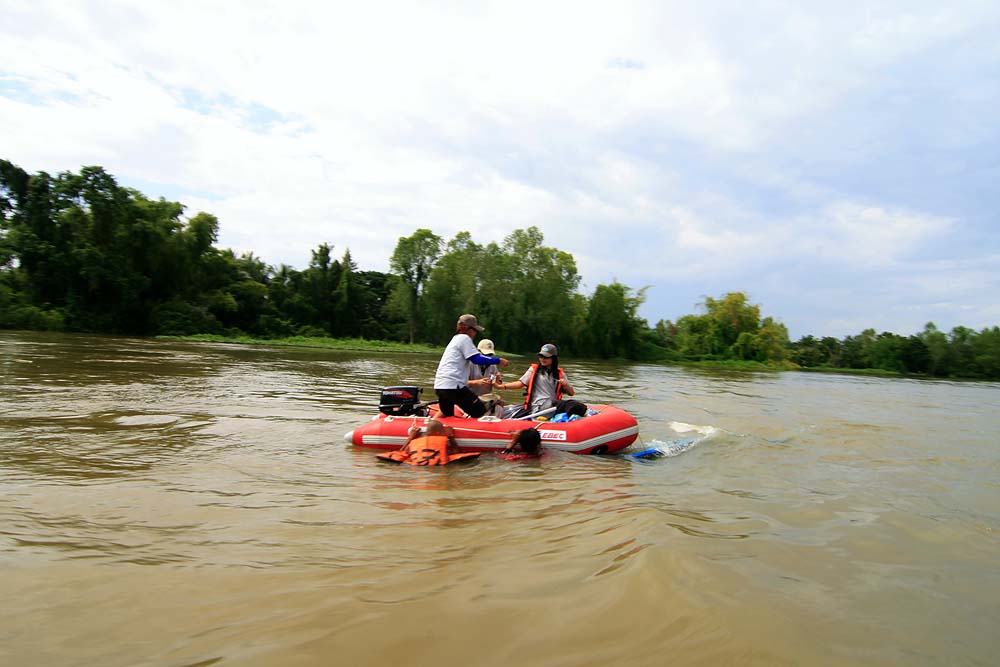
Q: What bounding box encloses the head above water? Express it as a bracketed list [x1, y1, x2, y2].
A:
[424, 419, 448, 436]
[510, 428, 541, 455]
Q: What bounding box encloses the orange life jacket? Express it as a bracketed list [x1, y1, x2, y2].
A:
[523, 364, 565, 411]
[377, 435, 480, 466]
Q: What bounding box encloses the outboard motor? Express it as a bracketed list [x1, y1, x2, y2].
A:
[379, 386, 423, 416]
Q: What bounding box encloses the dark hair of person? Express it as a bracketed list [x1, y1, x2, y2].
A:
[509, 428, 541, 455]
[540, 354, 559, 377]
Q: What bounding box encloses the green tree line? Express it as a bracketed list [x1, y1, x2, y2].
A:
[787, 323, 1000, 379]
[0, 161, 651, 354]
[2, 161, 998, 378]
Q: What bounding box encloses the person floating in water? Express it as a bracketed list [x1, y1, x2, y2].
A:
[499, 427, 543, 461]
[377, 419, 480, 466]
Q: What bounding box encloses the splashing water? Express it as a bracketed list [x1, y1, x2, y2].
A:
[627, 421, 719, 459]
[667, 421, 718, 437]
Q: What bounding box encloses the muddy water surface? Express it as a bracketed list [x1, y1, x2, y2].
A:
[1, 331, 998, 666]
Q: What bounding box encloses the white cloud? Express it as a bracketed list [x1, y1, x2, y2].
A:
[2, 0, 999, 337]
[794, 203, 956, 268]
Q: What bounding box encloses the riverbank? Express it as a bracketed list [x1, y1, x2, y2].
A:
[159, 334, 800, 374]
[157, 334, 526, 360]
[672, 358, 796, 373]
[798, 365, 904, 378]
[157, 334, 941, 380]
[155, 334, 892, 375]
[156, 334, 446, 355]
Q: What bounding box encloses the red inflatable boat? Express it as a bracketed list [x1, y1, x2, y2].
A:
[344, 403, 639, 455]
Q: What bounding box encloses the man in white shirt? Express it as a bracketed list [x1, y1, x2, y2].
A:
[433, 314, 509, 417]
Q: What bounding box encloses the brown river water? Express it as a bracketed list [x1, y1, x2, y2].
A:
[1, 331, 998, 666]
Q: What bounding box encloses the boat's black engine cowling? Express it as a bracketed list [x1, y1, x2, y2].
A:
[379, 386, 424, 416]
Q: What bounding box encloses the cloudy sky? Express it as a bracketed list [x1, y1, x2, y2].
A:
[3, 1, 999, 339]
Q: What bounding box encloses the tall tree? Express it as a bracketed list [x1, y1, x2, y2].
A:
[972, 326, 1000, 378]
[332, 248, 359, 337]
[919, 322, 951, 376]
[389, 229, 441, 343]
[498, 227, 581, 352]
[583, 282, 647, 358]
[297, 242, 341, 334]
[703, 292, 761, 353]
[422, 232, 483, 343]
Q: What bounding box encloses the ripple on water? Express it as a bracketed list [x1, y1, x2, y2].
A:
[2, 332, 1000, 666]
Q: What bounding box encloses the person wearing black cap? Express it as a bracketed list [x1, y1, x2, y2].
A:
[495, 343, 574, 416]
[433, 314, 509, 417]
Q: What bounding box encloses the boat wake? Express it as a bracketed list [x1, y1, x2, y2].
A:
[627, 421, 718, 460]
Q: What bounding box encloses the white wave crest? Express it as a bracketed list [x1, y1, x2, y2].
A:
[668, 421, 718, 437]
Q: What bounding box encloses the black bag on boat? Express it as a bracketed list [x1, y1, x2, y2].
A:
[555, 399, 587, 417]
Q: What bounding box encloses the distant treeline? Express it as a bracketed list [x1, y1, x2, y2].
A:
[785, 325, 1000, 379]
[2, 160, 998, 379]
